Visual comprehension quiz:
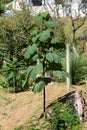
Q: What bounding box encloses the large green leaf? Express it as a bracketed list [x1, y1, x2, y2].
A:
[39, 29, 50, 42]
[30, 63, 42, 79]
[26, 66, 33, 78]
[46, 53, 61, 63]
[23, 63, 43, 87]
[45, 21, 58, 28]
[33, 81, 45, 93]
[22, 66, 33, 87]
[51, 38, 57, 44]
[46, 53, 53, 62]
[24, 44, 37, 59]
[32, 54, 38, 61]
[6, 71, 14, 81]
[53, 53, 60, 63]
[32, 34, 40, 43]
[32, 29, 38, 35]
[35, 16, 43, 24]
[53, 70, 62, 78]
[53, 70, 70, 78]
[40, 12, 50, 20]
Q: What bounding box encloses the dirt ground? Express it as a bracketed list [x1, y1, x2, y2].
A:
[0, 82, 87, 130]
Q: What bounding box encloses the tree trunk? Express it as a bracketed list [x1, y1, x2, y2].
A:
[43, 59, 46, 118]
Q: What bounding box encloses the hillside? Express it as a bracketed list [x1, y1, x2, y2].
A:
[0, 82, 87, 130]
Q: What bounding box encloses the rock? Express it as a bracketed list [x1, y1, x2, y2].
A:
[70, 90, 87, 121]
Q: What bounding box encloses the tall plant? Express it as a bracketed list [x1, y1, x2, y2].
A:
[70, 53, 87, 85]
[1, 58, 27, 92]
[24, 12, 68, 115]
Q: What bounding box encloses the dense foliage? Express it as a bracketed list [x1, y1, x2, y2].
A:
[0, 11, 33, 92]
[70, 53, 87, 85]
[15, 102, 82, 130]
[24, 12, 66, 92]
[48, 102, 81, 130]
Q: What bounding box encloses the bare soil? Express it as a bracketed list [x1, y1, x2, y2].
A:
[0, 82, 87, 130]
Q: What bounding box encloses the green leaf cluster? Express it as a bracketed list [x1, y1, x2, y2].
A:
[70, 53, 87, 85]
[1, 58, 27, 92]
[24, 12, 67, 93]
[48, 102, 81, 130]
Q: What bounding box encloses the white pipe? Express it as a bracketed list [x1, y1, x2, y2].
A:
[66, 44, 70, 90]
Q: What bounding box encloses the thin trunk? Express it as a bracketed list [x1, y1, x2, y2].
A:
[43, 58, 46, 117]
[43, 87, 46, 113]
[71, 18, 78, 57]
[72, 29, 78, 56]
[71, 14, 86, 56]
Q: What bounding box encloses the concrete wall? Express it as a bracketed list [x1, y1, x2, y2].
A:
[12, 0, 86, 17]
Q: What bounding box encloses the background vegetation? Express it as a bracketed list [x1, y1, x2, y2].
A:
[0, 4, 87, 129]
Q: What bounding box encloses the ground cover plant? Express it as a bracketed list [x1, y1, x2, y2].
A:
[15, 101, 82, 130]
[48, 101, 82, 130]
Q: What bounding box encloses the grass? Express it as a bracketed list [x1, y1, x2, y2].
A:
[0, 82, 86, 130]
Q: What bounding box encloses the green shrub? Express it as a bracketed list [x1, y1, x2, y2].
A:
[48, 102, 81, 130]
[0, 10, 33, 92]
[1, 58, 28, 92]
[70, 54, 87, 85]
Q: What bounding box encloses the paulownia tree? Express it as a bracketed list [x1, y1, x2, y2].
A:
[24, 12, 68, 116]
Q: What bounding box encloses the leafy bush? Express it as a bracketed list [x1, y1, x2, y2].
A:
[48, 102, 81, 130]
[1, 58, 28, 92]
[61, 53, 87, 85]
[70, 54, 87, 85]
[0, 10, 32, 61]
[0, 10, 33, 92]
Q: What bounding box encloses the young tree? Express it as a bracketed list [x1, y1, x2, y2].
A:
[24, 12, 68, 116]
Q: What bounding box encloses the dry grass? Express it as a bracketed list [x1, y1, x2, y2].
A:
[0, 82, 87, 130]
